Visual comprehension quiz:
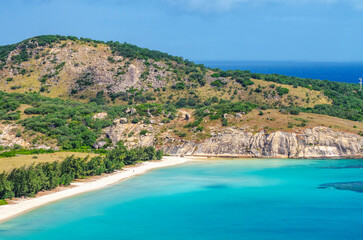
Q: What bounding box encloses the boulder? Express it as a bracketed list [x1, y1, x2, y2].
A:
[93, 141, 107, 149]
[92, 112, 107, 120]
[119, 118, 128, 124]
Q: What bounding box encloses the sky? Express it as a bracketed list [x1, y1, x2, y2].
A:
[0, 0, 363, 61]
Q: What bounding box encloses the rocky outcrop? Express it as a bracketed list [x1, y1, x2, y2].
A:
[102, 121, 362, 159]
[104, 123, 155, 148]
[161, 127, 363, 159]
[92, 112, 108, 120]
[0, 40, 172, 98]
[0, 124, 30, 148]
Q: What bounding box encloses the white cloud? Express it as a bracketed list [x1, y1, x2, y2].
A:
[165, 0, 363, 13]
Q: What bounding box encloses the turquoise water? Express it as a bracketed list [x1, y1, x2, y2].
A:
[1, 159, 363, 240]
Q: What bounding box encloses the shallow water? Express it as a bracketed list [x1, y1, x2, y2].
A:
[1, 159, 363, 240]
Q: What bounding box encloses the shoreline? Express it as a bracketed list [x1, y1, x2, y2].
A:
[181, 155, 363, 159]
[0, 156, 193, 224]
[1, 155, 360, 224]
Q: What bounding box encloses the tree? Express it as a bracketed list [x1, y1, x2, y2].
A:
[156, 150, 163, 160]
[0, 172, 14, 199]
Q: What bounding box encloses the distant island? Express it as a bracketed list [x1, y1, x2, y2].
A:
[0, 35, 362, 209]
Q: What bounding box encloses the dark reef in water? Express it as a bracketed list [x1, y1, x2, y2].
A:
[204, 184, 229, 189]
[320, 165, 363, 169]
[319, 182, 363, 193]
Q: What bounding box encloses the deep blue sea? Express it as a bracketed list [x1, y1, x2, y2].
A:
[1, 159, 363, 240]
[201, 61, 363, 84]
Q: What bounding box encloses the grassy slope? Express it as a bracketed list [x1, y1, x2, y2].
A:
[0, 152, 100, 172]
[154, 109, 363, 141]
[102, 108, 363, 147]
[1, 40, 112, 98]
[0, 39, 330, 109]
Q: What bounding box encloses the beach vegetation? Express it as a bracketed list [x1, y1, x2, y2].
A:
[0, 143, 162, 200]
[0, 149, 54, 158]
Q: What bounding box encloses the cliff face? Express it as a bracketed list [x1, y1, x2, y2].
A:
[103, 120, 362, 159]
[161, 127, 363, 158]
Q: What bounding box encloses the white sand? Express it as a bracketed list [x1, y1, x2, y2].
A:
[0, 156, 191, 223]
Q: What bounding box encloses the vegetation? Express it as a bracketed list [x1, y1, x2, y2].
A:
[212, 69, 362, 121]
[211, 79, 227, 87]
[0, 149, 54, 158]
[1, 34, 361, 122]
[195, 100, 256, 120]
[0, 91, 178, 150]
[0, 152, 100, 173]
[107, 41, 185, 63]
[0, 144, 163, 200]
[0, 35, 362, 156]
[0, 35, 190, 68]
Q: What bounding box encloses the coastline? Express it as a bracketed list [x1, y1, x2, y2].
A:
[0, 156, 193, 224]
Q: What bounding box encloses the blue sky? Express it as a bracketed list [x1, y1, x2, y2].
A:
[0, 0, 362, 61]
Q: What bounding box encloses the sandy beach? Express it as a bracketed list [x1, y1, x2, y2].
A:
[0, 156, 192, 223]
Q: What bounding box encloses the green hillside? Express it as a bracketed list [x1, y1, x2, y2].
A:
[0, 35, 362, 153]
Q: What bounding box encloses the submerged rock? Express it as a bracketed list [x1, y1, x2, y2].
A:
[320, 165, 363, 169]
[319, 182, 363, 193]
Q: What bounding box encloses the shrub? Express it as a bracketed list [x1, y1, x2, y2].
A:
[140, 130, 148, 136]
[196, 126, 204, 132]
[107, 57, 115, 63]
[156, 150, 163, 160]
[211, 79, 227, 87]
[13, 144, 23, 150]
[177, 132, 187, 137]
[55, 62, 65, 70]
[236, 76, 254, 87]
[161, 118, 170, 123]
[222, 118, 228, 126]
[189, 73, 205, 86]
[276, 86, 289, 96]
[171, 82, 185, 90]
[255, 87, 262, 93]
[10, 85, 21, 90]
[1, 112, 20, 120]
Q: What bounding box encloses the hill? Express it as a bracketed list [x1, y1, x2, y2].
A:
[0, 35, 331, 109]
[0, 35, 362, 159]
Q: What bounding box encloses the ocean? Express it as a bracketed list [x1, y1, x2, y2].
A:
[200, 61, 363, 84]
[1, 159, 363, 240]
